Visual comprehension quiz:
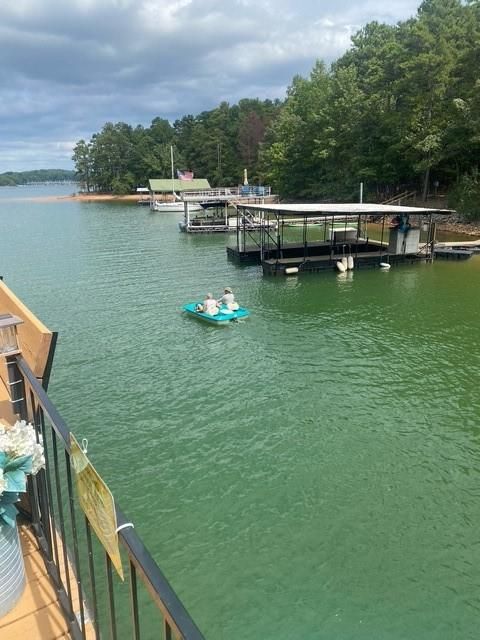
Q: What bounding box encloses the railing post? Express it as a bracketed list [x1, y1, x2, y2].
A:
[6, 355, 27, 419]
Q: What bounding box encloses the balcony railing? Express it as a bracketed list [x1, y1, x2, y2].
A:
[13, 354, 205, 640]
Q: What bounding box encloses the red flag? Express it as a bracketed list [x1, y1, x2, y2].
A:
[177, 169, 194, 181]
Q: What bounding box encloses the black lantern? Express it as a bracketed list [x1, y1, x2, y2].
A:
[0, 313, 23, 356]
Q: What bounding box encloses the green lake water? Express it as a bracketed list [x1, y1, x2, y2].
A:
[1, 185, 479, 639]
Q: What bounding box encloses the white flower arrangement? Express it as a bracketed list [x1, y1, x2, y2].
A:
[0, 420, 45, 527]
[0, 468, 6, 495]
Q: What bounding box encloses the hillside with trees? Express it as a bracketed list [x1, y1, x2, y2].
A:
[72, 99, 280, 195]
[72, 0, 480, 219]
[0, 169, 76, 187]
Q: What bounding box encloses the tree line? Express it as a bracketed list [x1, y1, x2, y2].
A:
[72, 100, 280, 195]
[73, 0, 480, 219]
[0, 169, 76, 187]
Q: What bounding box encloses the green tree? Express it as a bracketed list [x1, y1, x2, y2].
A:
[72, 140, 92, 191]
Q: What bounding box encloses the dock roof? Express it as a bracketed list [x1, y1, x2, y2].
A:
[236, 203, 453, 216]
[149, 178, 211, 192]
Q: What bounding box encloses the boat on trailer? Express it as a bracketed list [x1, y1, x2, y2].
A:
[183, 303, 250, 323]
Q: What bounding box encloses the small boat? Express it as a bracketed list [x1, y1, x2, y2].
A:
[183, 303, 250, 323]
[152, 201, 204, 213]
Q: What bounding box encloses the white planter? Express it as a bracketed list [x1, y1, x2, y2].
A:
[0, 522, 26, 618]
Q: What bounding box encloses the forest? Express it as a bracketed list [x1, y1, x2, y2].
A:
[0, 169, 76, 187]
[72, 0, 480, 218]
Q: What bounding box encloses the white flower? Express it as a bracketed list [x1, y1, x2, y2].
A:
[0, 469, 7, 496]
[0, 425, 8, 453]
[31, 442, 45, 475]
[0, 420, 45, 475]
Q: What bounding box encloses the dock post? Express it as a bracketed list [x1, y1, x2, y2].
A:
[431, 219, 436, 262]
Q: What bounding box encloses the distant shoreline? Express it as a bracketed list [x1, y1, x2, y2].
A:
[28, 193, 140, 203]
[20, 191, 480, 236]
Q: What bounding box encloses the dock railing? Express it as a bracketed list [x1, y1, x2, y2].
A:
[181, 186, 271, 201]
[12, 354, 205, 640]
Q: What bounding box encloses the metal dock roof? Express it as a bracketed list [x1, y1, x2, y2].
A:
[236, 203, 453, 216]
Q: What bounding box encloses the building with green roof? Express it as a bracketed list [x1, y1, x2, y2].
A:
[148, 178, 211, 194]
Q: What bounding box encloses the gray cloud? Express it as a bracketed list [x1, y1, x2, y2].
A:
[0, 0, 420, 172]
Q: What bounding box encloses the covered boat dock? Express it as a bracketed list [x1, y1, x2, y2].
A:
[227, 202, 453, 274]
[179, 186, 275, 232]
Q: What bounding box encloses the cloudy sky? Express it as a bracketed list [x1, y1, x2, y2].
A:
[0, 0, 421, 173]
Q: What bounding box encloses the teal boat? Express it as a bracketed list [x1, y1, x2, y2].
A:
[183, 302, 250, 323]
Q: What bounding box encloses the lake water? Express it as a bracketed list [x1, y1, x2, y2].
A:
[1, 185, 479, 639]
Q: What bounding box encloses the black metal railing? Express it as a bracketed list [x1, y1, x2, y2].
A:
[14, 354, 205, 640]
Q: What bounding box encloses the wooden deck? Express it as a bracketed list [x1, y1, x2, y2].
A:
[0, 524, 70, 639]
[0, 282, 77, 639]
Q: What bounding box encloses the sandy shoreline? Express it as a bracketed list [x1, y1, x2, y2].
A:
[21, 192, 480, 236]
[28, 193, 141, 202]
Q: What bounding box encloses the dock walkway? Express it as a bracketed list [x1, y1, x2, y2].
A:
[435, 239, 480, 248]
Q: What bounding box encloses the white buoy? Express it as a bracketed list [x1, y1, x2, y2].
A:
[379, 262, 391, 270]
[285, 267, 299, 275]
[341, 256, 348, 269]
[336, 261, 347, 273]
[347, 255, 354, 270]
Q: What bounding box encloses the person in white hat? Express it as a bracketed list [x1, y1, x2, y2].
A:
[218, 287, 239, 311]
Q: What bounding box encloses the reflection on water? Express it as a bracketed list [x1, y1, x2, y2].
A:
[0, 186, 479, 640]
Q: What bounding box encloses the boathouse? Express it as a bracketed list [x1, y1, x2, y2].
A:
[148, 178, 211, 203]
[227, 202, 453, 274]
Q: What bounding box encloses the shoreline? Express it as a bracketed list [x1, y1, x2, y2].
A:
[434, 221, 480, 236]
[29, 193, 141, 202]
[22, 192, 480, 236]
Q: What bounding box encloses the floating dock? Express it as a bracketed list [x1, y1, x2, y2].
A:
[435, 239, 480, 255]
[228, 202, 457, 275]
[434, 248, 474, 260]
[227, 240, 427, 271]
